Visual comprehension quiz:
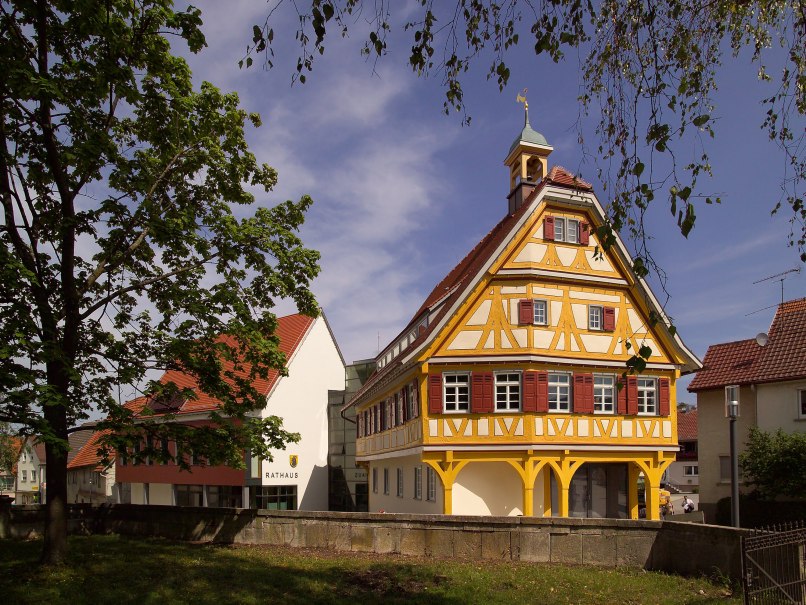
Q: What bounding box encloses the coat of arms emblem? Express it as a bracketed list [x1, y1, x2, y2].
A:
[289, 455, 298, 468]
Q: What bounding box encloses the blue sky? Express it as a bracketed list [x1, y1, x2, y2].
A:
[182, 1, 804, 403]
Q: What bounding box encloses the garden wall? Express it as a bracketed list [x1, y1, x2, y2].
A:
[1, 504, 751, 580]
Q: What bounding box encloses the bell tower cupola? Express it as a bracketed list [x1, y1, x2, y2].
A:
[504, 92, 553, 214]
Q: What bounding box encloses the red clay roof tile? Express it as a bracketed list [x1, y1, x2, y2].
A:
[676, 408, 698, 440]
[688, 298, 806, 391]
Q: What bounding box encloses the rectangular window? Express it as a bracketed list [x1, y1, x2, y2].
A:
[396, 468, 403, 498]
[160, 439, 170, 465]
[443, 373, 470, 412]
[589, 305, 603, 331]
[684, 465, 698, 476]
[566, 219, 579, 244]
[372, 467, 378, 493]
[593, 374, 615, 413]
[30, 470, 36, 483]
[426, 467, 437, 501]
[799, 390, 806, 419]
[719, 456, 733, 482]
[381, 402, 388, 431]
[548, 372, 571, 412]
[533, 299, 548, 325]
[383, 468, 389, 495]
[175, 484, 204, 507]
[637, 377, 657, 414]
[207, 485, 243, 508]
[407, 383, 417, 420]
[21, 470, 27, 482]
[495, 372, 521, 411]
[414, 466, 422, 500]
[554, 217, 565, 242]
[251, 485, 297, 510]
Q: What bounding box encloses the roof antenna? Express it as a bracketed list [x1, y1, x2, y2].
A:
[746, 267, 802, 320]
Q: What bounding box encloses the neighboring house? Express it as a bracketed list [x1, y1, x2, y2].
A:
[116, 313, 345, 511]
[67, 430, 117, 504]
[688, 298, 806, 519]
[345, 108, 701, 520]
[0, 437, 22, 499]
[664, 406, 698, 491]
[13, 438, 46, 505]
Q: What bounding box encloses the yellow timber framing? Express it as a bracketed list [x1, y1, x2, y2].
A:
[422, 449, 676, 520]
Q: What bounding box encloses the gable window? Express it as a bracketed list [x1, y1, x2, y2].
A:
[637, 378, 657, 414]
[443, 373, 470, 412]
[533, 299, 548, 325]
[566, 219, 579, 244]
[554, 217, 565, 242]
[799, 390, 806, 419]
[593, 374, 615, 413]
[495, 372, 521, 411]
[589, 306, 603, 331]
[548, 372, 571, 412]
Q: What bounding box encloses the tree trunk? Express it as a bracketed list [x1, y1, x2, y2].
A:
[41, 405, 68, 565]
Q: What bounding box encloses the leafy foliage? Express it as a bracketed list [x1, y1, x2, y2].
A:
[739, 427, 806, 500]
[247, 0, 805, 272]
[0, 0, 319, 561]
[0, 423, 16, 476]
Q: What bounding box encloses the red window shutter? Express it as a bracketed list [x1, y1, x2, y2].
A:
[522, 371, 538, 412]
[471, 372, 494, 413]
[518, 299, 534, 325]
[579, 221, 590, 245]
[659, 378, 670, 416]
[535, 371, 549, 413]
[626, 376, 638, 415]
[544, 216, 555, 240]
[603, 307, 616, 331]
[617, 380, 627, 415]
[428, 374, 443, 414]
[574, 373, 594, 414]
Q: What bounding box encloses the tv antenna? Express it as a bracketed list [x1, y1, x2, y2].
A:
[746, 266, 802, 316]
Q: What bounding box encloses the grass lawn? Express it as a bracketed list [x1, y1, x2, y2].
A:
[0, 535, 740, 604]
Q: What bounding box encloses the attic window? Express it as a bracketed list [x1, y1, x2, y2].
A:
[544, 216, 590, 245]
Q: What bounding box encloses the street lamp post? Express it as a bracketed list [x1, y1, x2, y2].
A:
[725, 385, 740, 528]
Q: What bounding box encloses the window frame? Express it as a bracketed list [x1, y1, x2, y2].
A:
[426, 467, 437, 502]
[495, 371, 522, 412]
[396, 468, 404, 498]
[566, 218, 579, 244]
[533, 299, 548, 326]
[554, 217, 565, 242]
[414, 466, 422, 500]
[548, 372, 571, 412]
[798, 389, 806, 420]
[593, 373, 615, 414]
[588, 305, 603, 331]
[372, 467, 378, 493]
[684, 465, 698, 477]
[383, 468, 389, 495]
[637, 377, 657, 415]
[443, 372, 470, 413]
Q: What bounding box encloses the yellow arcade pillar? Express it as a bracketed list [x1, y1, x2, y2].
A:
[543, 467, 553, 517]
[628, 463, 641, 520]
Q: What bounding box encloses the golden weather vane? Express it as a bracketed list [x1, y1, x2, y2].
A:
[516, 88, 528, 110]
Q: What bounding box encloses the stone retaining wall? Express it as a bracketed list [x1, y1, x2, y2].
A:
[1, 504, 750, 580]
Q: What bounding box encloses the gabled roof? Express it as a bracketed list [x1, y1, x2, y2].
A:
[67, 430, 112, 471]
[68, 423, 98, 465]
[346, 166, 700, 410]
[688, 298, 806, 391]
[677, 408, 698, 441]
[137, 313, 316, 417]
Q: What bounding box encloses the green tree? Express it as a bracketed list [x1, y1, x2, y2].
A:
[0, 1, 319, 564]
[0, 423, 16, 480]
[248, 0, 804, 273]
[740, 427, 806, 500]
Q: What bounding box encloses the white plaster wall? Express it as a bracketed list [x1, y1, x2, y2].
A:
[756, 380, 806, 433]
[666, 460, 699, 489]
[259, 316, 345, 511]
[454, 461, 523, 516]
[131, 482, 145, 504]
[149, 483, 173, 505]
[368, 455, 443, 514]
